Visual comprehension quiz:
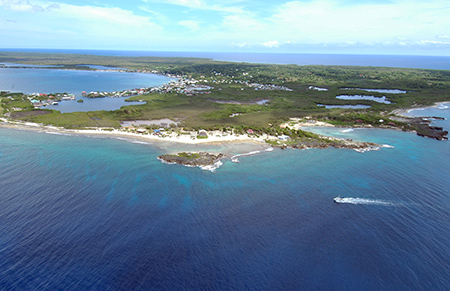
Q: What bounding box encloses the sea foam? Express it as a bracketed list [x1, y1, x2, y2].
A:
[335, 197, 396, 206]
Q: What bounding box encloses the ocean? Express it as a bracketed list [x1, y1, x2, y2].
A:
[2, 48, 450, 70]
[0, 105, 449, 290]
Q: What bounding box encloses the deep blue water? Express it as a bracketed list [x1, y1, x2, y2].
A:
[1, 105, 450, 289]
[2, 48, 450, 70]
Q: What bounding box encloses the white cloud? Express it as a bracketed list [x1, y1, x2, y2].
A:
[178, 20, 201, 30]
[1, 2, 165, 49]
[216, 0, 450, 52]
[0, 0, 47, 12]
[46, 3, 58, 10]
[231, 42, 250, 48]
[262, 40, 279, 48]
[3, 0, 450, 53]
[143, 0, 243, 14]
[417, 40, 450, 46]
[437, 34, 450, 39]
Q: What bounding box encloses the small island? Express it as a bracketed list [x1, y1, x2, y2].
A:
[158, 152, 224, 170]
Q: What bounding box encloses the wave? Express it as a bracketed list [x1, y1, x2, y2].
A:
[340, 129, 354, 133]
[334, 197, 396, 206]
[45, 131, 73, 136]
[200, 161, 223, 172]
[231, 150, 261, 163]
[158, 158, 223, 172]
[230, 147, 274, 162]
[438, 105, 449, 109]
[131, 140, 152, 145]
[354, 147, 379, 153]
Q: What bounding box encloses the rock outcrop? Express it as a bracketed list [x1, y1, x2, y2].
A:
[158, 152, 224, 167]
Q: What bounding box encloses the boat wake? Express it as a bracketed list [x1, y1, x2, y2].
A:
[334, 197, 396, 206]
[231, 147, 274, 163]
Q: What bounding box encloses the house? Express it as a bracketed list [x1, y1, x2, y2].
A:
[278, 135, 290, 141]
[247, 129, 254, 134]
[198, 130, 208, 137]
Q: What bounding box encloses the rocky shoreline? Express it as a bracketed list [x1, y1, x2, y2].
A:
[390, 115, 448, 140]
[158, 152, 225, 169]
[275, 137, 381, 152]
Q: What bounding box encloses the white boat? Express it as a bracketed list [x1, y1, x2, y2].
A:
[334, 196, 345, 203]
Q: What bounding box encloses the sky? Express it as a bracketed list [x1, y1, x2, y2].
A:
[1, 0, 450, 55]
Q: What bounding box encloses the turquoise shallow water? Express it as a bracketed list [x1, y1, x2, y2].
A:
[0, 105, 449, 289]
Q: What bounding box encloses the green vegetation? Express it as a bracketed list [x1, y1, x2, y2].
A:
[173, 152, 201, 159]
[1, 52, 450, 135]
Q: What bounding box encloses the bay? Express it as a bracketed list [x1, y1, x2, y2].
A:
[0, 67, 170, 96]
[0, 67, 171, 113]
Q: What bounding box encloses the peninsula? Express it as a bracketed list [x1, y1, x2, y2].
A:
[1, 52, 449, 154]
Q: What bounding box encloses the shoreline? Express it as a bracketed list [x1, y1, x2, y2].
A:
[3, 100, 449, 149]
[0, 117, 384, 154]
[0, 118, 272, 154]
[0, 120, 268, 145]
[390, 102, 450, 118]
[0, 118, 277, 172]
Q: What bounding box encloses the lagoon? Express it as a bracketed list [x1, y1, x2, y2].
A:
[0, 67, 171, 96]
[45, 97, 146, 113]
[317, 104, 372, 109]
[341, 88, 407, 94]
[336, 94, 392, 104]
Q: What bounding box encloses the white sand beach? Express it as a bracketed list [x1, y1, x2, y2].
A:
[0, 118, 270, 148]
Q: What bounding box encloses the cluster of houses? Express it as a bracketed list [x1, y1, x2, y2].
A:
[199, 77, 292, 92]
[84, 77, 213, 98]
[78, 68, 292, 100]
[26, 93, 75, 108]
[247, 83, 292, 91]
[194, 70, 293, 92]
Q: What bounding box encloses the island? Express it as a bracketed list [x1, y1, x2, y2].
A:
[1, 52, 449, 158]
[158, 152, 224, 171]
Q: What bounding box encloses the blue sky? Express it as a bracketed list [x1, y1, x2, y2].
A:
[1, 0, 450, 55]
